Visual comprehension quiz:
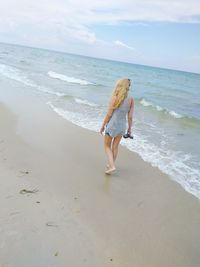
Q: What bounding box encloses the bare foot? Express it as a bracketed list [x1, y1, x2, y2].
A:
[105, 167, 116, 175]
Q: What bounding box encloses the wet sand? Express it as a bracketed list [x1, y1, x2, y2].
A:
[0, 86, 200, 267]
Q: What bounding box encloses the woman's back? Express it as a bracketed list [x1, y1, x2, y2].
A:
[105, 97, 129, 137]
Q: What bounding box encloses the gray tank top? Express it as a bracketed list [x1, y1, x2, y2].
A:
[105, 97, 129, 137]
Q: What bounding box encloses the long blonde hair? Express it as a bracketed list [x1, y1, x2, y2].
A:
[112, 78, 131, 109]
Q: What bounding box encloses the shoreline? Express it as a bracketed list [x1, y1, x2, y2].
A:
[1, 41, 199, 75]
[0, 85, 200, 267]
[0, 48, 200, 200]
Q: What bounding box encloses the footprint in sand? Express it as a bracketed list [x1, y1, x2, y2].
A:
[17, 170, 30, 177]
[19, 188, 38, 194]
[46, 222, 58, 227]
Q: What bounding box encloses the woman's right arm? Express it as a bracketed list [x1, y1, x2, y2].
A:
[100, 96, 116, 135]
[128, 97, 134, 134]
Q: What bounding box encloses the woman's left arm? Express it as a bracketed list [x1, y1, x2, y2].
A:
[100, 96, 116, 135]
[127, 97, 134, 134]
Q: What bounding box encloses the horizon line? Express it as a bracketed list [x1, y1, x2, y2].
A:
[0, 41, 199, 75]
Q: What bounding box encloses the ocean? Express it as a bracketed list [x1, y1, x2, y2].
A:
[0, 42, 200, 199]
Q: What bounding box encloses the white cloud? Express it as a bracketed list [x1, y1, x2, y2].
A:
[1, 1, 200, 38]
[62, 0, 200, 24]
[0, 0, 98, 45]
[0, 0, 200, 72]
[0, 1, 200, 45]
[1, 0, 197, 46]
[114, 40, 135, 50]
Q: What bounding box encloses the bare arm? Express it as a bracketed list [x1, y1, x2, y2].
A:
[128, 97, 134, 134]
[100, 96, 116, 135]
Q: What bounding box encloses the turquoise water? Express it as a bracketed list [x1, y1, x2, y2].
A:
[0, 42, 200, 198]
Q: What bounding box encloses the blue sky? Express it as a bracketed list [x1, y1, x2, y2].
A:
[91, 22, 200, 72]
[0, 0, 200, 73]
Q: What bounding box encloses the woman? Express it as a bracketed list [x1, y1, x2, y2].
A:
[100, 78, 134, 174]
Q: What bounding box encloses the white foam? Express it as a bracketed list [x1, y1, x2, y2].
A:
[140, 98, 183, 119]
[121, 135, 200, 198]
[0, 63, 35, 87]
[74, 98, 98, 107]
[48, 71, 94, 85]
[0, 63, 65, 97]
[47, 102, 101, 131]
[140, 98, 154, 107]
[36, 85, 65, 97]
[169, 110, 183, 119]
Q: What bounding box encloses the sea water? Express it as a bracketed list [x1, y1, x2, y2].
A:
[0, 42, 200, 199]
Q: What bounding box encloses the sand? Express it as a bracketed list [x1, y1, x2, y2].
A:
[0, 85, 200, 267]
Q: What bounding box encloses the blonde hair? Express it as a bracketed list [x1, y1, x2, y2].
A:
[112, 78, 131, 109]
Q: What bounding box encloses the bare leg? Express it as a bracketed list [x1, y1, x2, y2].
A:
[112, 135, 122, 162]
[104, 135, 115, 173]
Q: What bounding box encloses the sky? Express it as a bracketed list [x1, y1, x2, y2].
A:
[0, 0, 200, 73]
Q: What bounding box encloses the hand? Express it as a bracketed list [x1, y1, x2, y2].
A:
[100, 125, 105, 135]
[128, 128, 132, 135]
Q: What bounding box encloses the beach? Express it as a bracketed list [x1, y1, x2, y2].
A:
[0, 80, 200, 266]
[1, 43, 200, 199]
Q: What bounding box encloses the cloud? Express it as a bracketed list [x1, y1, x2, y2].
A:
[63, 0, 200, 24]
[114, 40, 135, 50]
[0, 0, 98, 45]
[0, 1, 200, 46]
[0, 0, 200, 72]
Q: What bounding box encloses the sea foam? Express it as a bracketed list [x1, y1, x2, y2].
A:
[48, 71, 94, 85]
[0, 63, 35, 87]
[74, 98, 98, 107]
[139, 98, 183, 118]
[0, 63, 65, 97]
